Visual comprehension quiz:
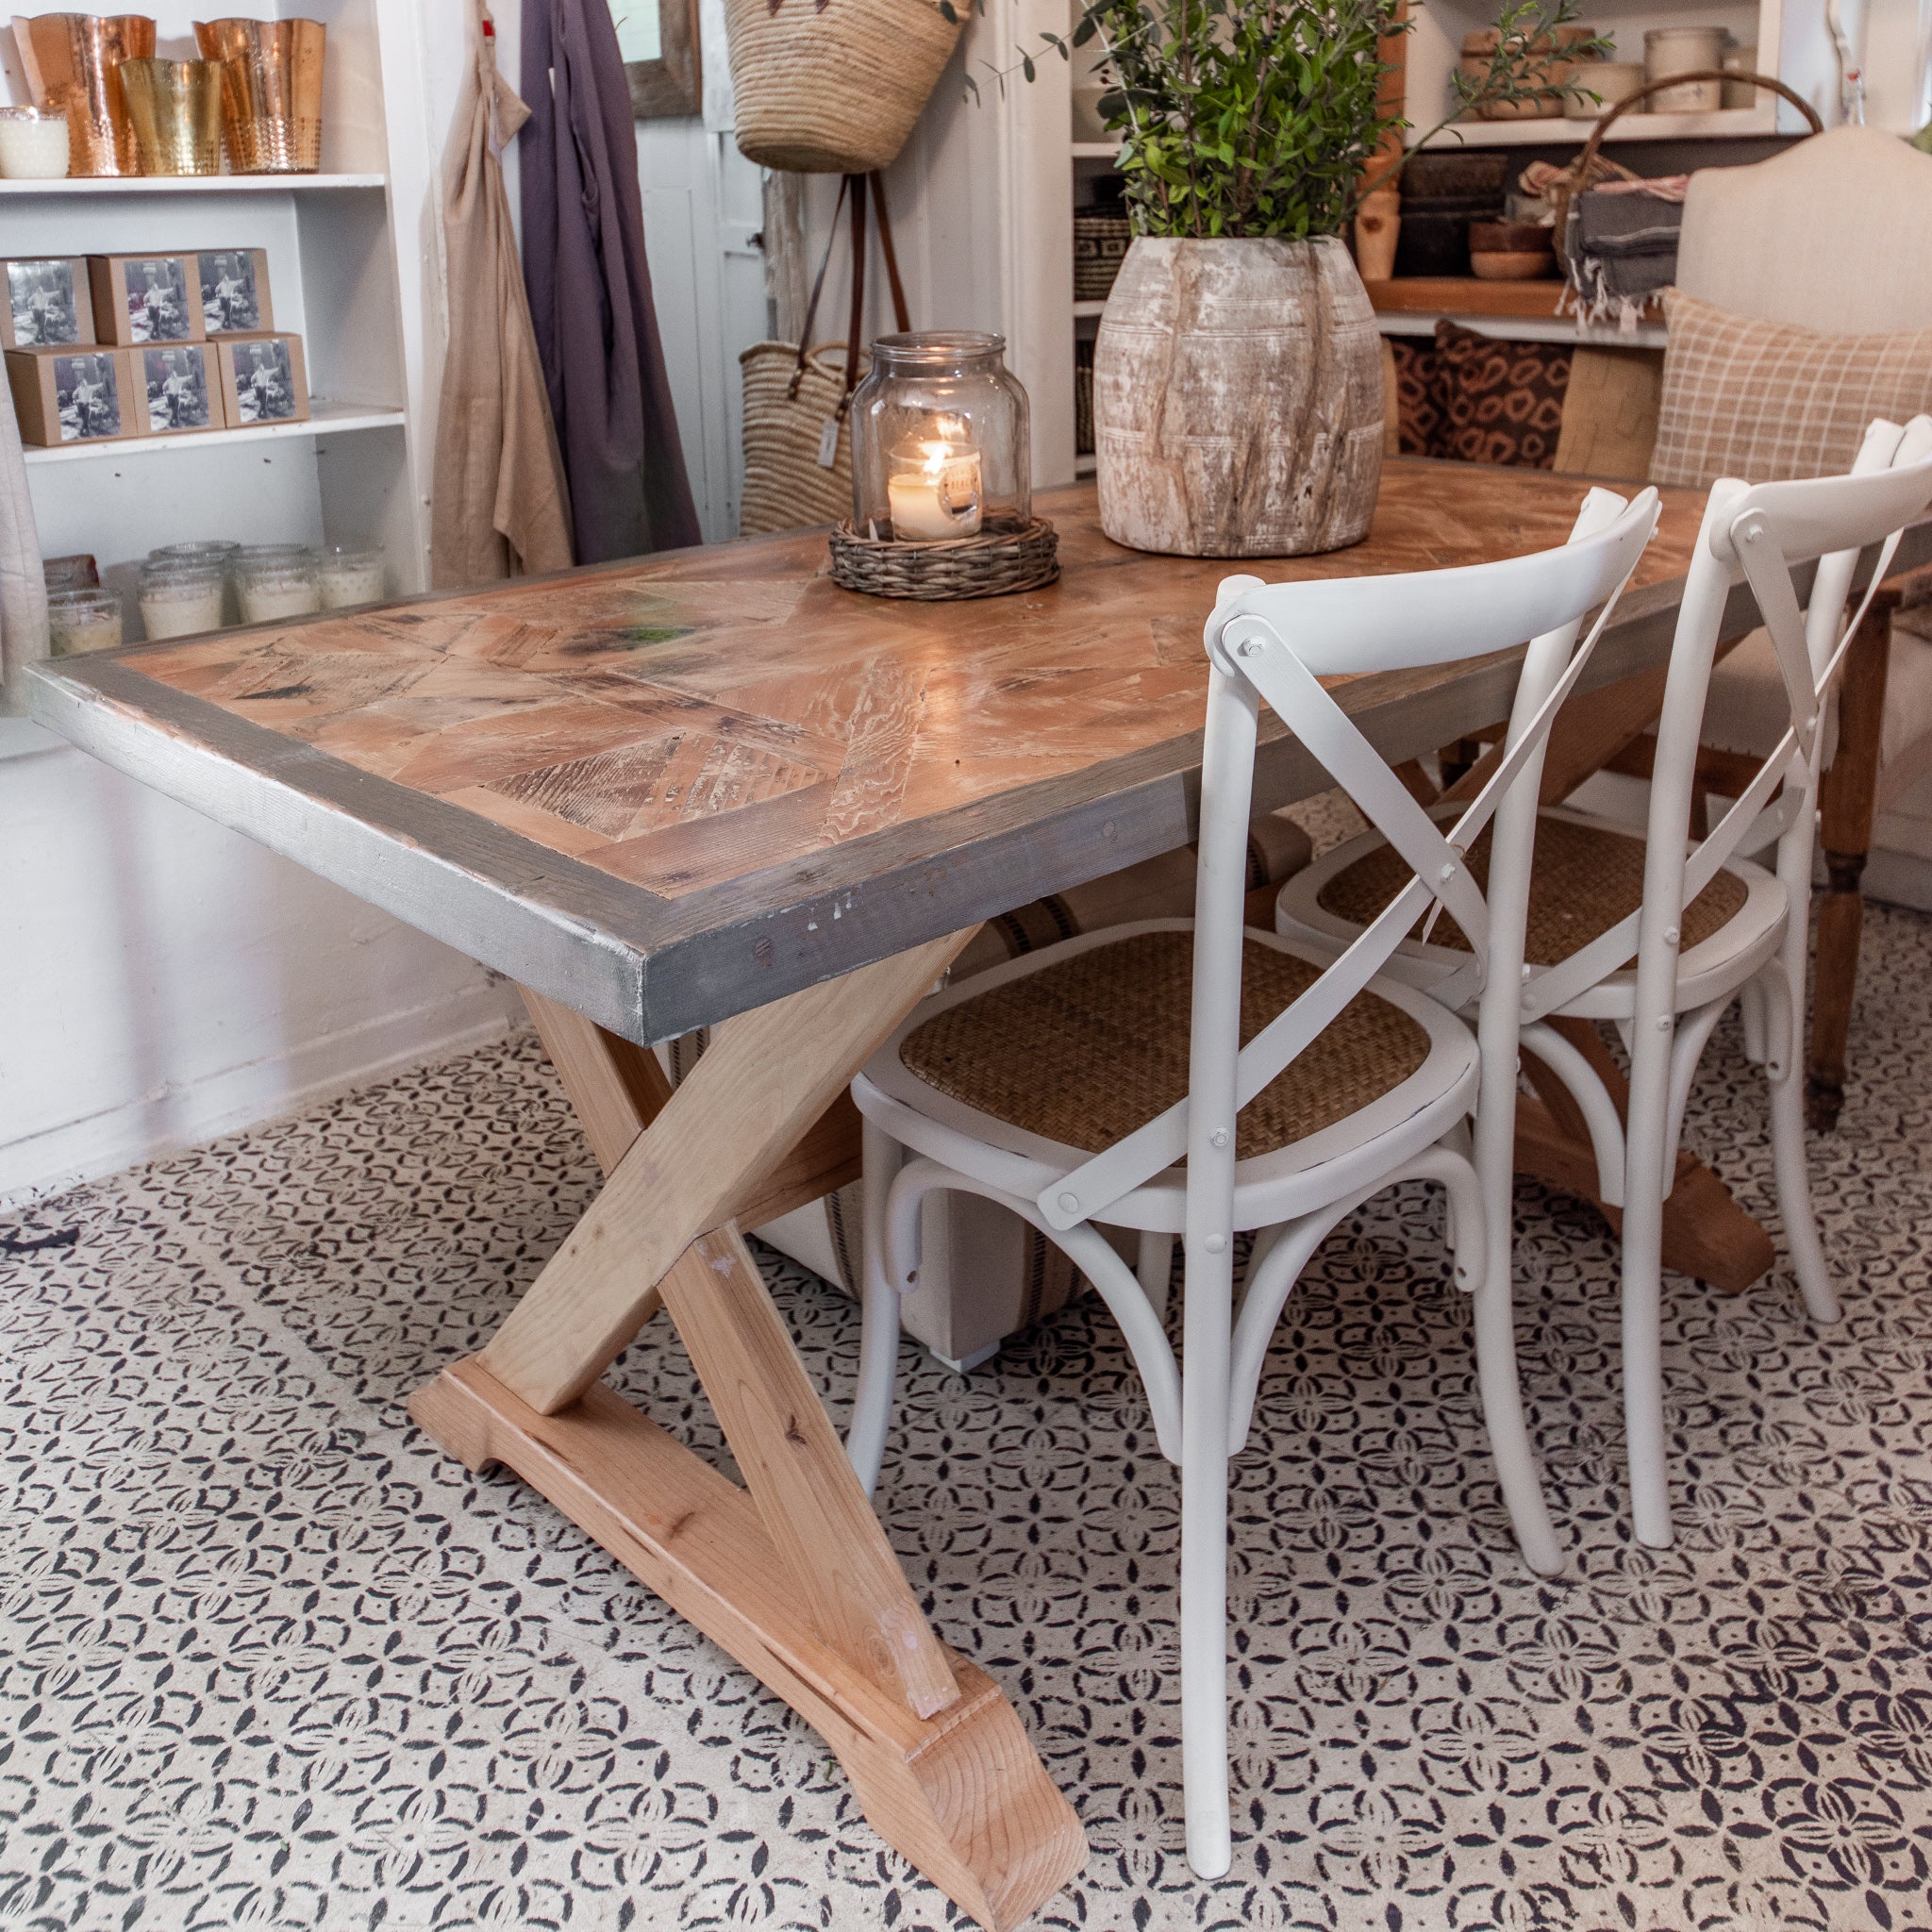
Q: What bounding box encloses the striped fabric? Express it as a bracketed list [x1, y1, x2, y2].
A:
[1651, 291, 1932, 489]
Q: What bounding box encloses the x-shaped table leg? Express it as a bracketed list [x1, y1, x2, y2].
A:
[408, 937, 1087, 1930]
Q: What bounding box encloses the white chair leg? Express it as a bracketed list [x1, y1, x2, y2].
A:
[1620, 1030, 1674, 1550]
[1179, 1235, 1233, 1880]
[1137, 1230, 1174, 1320]
[1465, 1094, 1564, 1577]
[1759, 962, 1840, 1324]
[1740, 974, 1770, 1064]
[847, 1117, 906, 1497]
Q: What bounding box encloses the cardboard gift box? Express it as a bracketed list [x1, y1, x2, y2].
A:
[215, 331, 308, 428]
[87, 254, 205, 346]
[0, 258, 94, 351]
[129, 341, 226, 438]
[196, 248, 274, 335]
[6, 345, 133, 446]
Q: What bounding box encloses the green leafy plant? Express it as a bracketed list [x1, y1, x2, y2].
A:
[949, 0, 1608, 240]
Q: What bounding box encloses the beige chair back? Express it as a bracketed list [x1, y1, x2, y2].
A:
[1677, 126, 1932, 333]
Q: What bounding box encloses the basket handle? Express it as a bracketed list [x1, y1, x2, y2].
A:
[1575, 71, 1822, 179]
[786, 171, 912, 408]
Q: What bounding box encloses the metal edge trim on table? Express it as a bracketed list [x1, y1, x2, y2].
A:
[27, 657, 659, 1042]
[38, 532, 1918, 1048]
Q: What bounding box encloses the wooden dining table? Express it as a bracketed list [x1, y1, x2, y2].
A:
[27, 460, 1907, 1930]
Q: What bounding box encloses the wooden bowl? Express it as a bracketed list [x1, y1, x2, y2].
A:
[1469, 220, 1555, 280]
[1470, 249, 1557, 281]
[1470, 220, 1554, 255]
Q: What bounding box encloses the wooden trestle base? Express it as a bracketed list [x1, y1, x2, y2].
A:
[408, 1358, 1087, 1931]
[407, 945, 1086, 1930]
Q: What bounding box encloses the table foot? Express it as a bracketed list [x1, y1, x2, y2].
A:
[410, 1357, 1086, 1930]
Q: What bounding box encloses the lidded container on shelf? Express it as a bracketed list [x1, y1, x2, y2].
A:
[232, 541, 320, 623]
[315, 543, 385, 608]
[138, 558, 225, 639]
[848, 332, 1030, 542]
[47, 586, 123, 656]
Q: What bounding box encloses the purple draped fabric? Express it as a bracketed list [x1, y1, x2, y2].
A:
[520, 0, 701, 562]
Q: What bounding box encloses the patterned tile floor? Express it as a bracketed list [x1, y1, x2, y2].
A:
[6, 906, 1932, 1932]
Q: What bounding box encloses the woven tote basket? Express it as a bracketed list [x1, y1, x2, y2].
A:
[725, 0, 962, 173]
[739, 340, 863, 537]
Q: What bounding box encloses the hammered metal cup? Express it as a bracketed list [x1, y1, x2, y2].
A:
[119, 57, 223, 175]
[192, 16, 325, 174]
[12, 12, 157, 175]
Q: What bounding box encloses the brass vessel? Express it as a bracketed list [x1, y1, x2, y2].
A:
[12, 12, 157, 176]
[192, 16, 325, 174]
[120, 57, 223, 175]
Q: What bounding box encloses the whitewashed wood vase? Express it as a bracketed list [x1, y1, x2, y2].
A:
[1093, 235, 1384, 558]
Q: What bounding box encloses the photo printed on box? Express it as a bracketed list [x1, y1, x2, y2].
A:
[232, 338, 296, 423]
[55, 352, 120, 441]
[8, 260, 80, 346]
[144, 346, 211, 432]
[199, 251, 261, 334]
[123, 258, 193, 342]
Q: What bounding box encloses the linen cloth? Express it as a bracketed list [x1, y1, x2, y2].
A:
[1651, 291, 1932, 490]
[1562, 175, 1687, 334]
[520, 0, 701, 563]
[0, 378, 46, 715]
[429, 3, 575, 590]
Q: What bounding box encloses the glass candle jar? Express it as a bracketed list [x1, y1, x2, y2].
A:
[0, 105, 71, 180]
[151, 539, 242, 625]
[47, 587, 123, 656]
[315, 544, 386, 609]
[234, 544, 320, 624]
[139, 560, 225, 639]
[849, 332, 1030, 542]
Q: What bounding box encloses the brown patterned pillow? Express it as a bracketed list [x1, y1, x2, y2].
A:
[1390, 336, 1445, 458]
[1434, 319, 1572, 469]
[1652, 291, 1932, 488]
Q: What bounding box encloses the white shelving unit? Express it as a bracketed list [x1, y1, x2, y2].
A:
[1, 0, 427, 641]
[0, 171, 387, 194]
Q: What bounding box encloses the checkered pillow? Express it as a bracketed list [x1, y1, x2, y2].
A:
[1652, 291, 1932, 489]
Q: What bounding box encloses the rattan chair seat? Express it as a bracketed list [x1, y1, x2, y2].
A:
[1315, 812, 1749, 966]
[896, 928, 1431, 1163]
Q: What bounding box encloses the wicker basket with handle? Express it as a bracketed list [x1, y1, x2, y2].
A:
[740, 172, 910, 538]
[726, 0, 962, 174]
[1550, 72, 1822, 252]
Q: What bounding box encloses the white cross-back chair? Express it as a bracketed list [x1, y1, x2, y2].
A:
[845, 485, 1658, 1879]
[1280, 416, 1932, 1552]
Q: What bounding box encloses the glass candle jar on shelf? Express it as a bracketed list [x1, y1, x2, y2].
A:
[0, 105, 71, 179]
[150, 540, 242, 625]
[234, 543, 321, 624]
[139, 559, 225, 639]
[47, 587, 123, 656]
[315, 544, 385, 609]
[849, 332, 1030, 542]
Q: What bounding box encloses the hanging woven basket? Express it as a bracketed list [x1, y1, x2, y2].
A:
[725, 0, 963, 174]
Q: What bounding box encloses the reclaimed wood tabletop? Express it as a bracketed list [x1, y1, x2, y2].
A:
[29, 462, 1709, 1045]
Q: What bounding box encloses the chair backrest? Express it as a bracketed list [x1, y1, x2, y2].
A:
[1677, 127, 1932, 334]
[1037, 487, 1660, 1235]
[1522, 416, 1932, 1033]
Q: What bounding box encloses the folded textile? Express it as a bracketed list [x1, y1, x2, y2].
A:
[1563, 177, 1688, 333]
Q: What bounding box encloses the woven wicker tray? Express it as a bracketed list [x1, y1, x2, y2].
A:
[827, 516, 1059, 601]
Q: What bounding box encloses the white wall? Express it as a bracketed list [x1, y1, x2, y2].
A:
[0, 736, 521, 1204]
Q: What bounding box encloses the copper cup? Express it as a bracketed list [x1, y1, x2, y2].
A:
[192, 16, 325, 174]
[119, 57, 223, 175]
[13, 13, 157, 176]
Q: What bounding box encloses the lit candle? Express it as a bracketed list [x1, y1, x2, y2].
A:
[887, 439, 983, 541]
